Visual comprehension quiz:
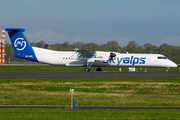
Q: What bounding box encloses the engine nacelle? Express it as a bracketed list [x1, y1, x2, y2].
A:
[109, 53, 116, 60]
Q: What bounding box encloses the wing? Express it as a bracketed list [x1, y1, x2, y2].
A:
[76, 49, 96, 55]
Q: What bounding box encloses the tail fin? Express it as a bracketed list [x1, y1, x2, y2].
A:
[5, 28, 38, 62]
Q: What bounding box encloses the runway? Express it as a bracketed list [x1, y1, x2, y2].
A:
[0, 106, 180, 109]
[0, 71, 180, 78]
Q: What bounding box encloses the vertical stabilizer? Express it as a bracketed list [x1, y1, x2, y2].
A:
[5, 28, 38, 62]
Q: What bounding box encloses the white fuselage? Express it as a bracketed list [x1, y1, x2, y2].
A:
[33, 47, 177, 68]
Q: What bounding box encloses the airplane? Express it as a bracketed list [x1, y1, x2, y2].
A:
[5, 28, 177, 72]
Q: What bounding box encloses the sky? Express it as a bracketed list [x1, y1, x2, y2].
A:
[1, 0, 180, 47]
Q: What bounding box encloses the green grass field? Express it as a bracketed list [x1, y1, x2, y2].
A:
[0, 65, 179, 72]
[0, 109, 179, 120]
[0, 77, 180, 107]
[0, 66, 180, 119]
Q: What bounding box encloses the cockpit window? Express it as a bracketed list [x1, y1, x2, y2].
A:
[157, 56, 168, 59]
[158, 57, 163, 59]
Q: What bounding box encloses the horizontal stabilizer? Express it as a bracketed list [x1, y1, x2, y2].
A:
[5, 28, 25, 32]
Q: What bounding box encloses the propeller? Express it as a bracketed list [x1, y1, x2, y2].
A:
[109, 52, 116, 60]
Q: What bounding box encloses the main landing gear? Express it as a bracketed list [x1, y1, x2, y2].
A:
[85, 62, 93, 72]
[84, 67, 102, 72]
[96, 67, 102, 71]
[84, 62, 102, 72]
[84, 68, 90, 72]
[166, 67, 169, 72]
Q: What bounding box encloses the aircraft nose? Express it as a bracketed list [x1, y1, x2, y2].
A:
[173, 63, 178, 67]
[169, 61, 177, 67]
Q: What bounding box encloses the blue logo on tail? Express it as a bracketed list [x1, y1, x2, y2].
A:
[14, 38, 26, 51]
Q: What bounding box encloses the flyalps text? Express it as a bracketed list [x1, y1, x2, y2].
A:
[103, 56, 146, 65]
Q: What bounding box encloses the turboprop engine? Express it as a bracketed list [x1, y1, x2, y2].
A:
[109, 52, 116, 60]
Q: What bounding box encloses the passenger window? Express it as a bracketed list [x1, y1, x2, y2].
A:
[163, 57, 167, 59]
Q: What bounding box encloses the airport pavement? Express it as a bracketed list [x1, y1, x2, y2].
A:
[0, 71, 180, 78]
[0, 106, 180, 109]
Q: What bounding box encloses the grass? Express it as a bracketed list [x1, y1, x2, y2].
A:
[0, 108, 179, 120]
[0, 65, 179, 72]
[0, 78, 180, 106]
[0, 66, 179, 119]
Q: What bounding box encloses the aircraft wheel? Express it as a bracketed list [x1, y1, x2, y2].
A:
[96, 67, 101, 71]
[166, 67, 169, 72]
[85, 68, 90, 72]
